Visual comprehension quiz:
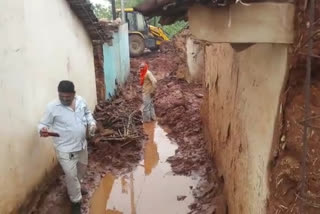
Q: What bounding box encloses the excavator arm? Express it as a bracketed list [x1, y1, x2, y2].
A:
[148, 25, 170, 42]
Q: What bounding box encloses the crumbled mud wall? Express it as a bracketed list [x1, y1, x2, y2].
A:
[172, 29, 205, 83]
[188, 3, 295, 213]
[201, 43, 289, 214]
[186, 37, 205, 83]
[93, 43, 106, 101]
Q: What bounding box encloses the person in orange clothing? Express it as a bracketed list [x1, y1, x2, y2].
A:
[139, 62, 157, 122]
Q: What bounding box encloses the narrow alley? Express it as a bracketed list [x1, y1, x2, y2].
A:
[26, 44, 224, 214]
[27, 48, 222, 214]
[2, 1, 320, 214]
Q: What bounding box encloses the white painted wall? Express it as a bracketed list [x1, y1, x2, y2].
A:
[0, 0, 97, 212]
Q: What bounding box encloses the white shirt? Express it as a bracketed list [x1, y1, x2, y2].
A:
[38, 96, 96, 152]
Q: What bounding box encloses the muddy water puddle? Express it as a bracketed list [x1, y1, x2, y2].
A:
[90, 122, 199, 214]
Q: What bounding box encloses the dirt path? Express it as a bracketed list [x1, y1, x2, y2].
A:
[29, 50, 221, 214]
[130, 50, 223, 213]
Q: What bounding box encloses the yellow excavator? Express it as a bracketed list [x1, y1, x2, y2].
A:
[117, 8, 170, 57]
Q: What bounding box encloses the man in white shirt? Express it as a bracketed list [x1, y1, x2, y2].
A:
[38, 80, 96, 214]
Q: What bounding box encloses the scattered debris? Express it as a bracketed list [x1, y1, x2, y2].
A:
[268, 1, 320, 213]
[30, 30, 222, 214]
[94, 99, 144, 145]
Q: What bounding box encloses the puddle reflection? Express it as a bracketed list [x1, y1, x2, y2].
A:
[90, 122, 198, 214]
[143, 122, 159, 175]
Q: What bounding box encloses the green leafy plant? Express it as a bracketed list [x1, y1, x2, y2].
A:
[92, 0, 188, 38]
[92, 3, 112, 19]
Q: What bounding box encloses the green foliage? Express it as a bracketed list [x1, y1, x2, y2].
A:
[115, 0, 144, 8]
[160, 20, 188, 38]
[92, 3, 112, 19]
[92, 0, 143, 19]
[92, 0, 188, 38]
[148, 17, 188, 39]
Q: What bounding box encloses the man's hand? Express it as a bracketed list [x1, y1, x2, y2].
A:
[89, 124, 97, 137]
[40, 127, 49, 137]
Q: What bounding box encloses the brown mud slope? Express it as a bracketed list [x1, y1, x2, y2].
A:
[132, 48, 224, 213]
[269, 65, 320, 214]
[28, 71, 144, 214]
[268, 2, 320, 213]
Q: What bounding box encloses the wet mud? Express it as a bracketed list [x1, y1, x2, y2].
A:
[29, 47, 221, 214]
[268, 2, 320, 213]
[90, 123, 200, 214]
[131, 49, 223, 213]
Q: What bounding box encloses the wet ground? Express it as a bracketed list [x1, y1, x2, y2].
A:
[29, 48, 221, 214]
[90, 122, 199, 214]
